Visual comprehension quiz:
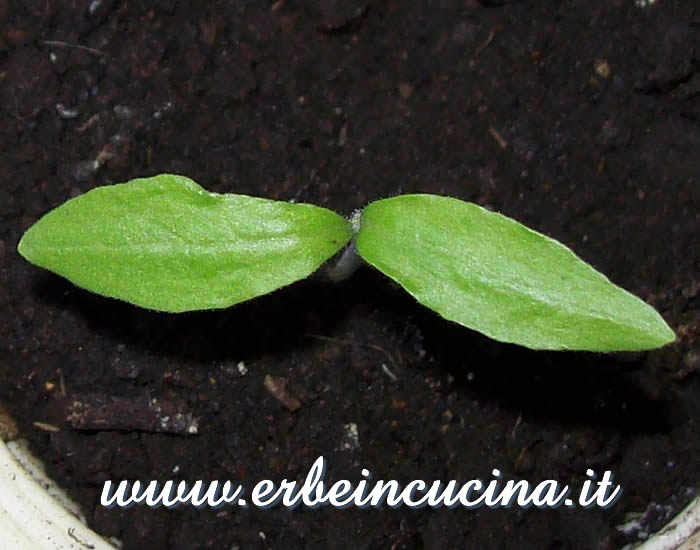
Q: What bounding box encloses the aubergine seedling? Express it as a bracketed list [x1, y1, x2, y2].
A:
[17, 173, 675, 352]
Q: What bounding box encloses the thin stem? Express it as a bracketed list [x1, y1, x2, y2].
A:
[326, 208, 364, 282]
[326, 239, 362, 282]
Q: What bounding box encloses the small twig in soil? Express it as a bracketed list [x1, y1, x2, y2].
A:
[489, 126, 508, 149]
[75, 113, 100, 133]
[41, 40, 109, 58]
[472, 29, 496, 60]
[307, 333, 398, 366]
[67, 393, 199, 435]
[514, 439, 542, 473]
[292, 169, 317, 202]
[381, 363, 398, 382]
[33, 421, 60, 433]
[56, 367, 67, 398]
[510, 412, 523, 439]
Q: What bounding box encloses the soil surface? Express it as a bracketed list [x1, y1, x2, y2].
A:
[1, 1, 698, 549]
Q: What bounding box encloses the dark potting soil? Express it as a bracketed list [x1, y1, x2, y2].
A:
[1, 1, 698, 549]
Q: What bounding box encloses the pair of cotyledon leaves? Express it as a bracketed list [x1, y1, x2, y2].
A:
[18, 174, 675, 352]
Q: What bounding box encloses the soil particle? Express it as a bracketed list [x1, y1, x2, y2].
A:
[0, 404, 19, 441]
[264, 374, 303, 412]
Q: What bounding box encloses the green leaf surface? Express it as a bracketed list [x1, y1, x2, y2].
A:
[356, 194, 675, 351]
[18, 174, 352, 312]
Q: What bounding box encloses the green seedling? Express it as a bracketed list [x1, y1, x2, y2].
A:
[18, 174, 675, 352]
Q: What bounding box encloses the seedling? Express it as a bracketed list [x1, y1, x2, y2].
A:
[18, 174, 675, 352]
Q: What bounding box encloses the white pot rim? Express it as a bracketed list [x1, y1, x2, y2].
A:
[0, 436, 697, 550]
[627, 495, 700, 550]
[0, 438, 117, 550]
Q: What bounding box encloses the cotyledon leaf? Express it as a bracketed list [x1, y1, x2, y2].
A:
[356, 194, 675, 351]
[18, 174, 353, 312]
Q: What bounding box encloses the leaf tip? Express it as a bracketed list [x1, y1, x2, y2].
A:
[17, 226, 35, 264]
[654, 319, 677, 348]
[624, 308, 676, 352]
